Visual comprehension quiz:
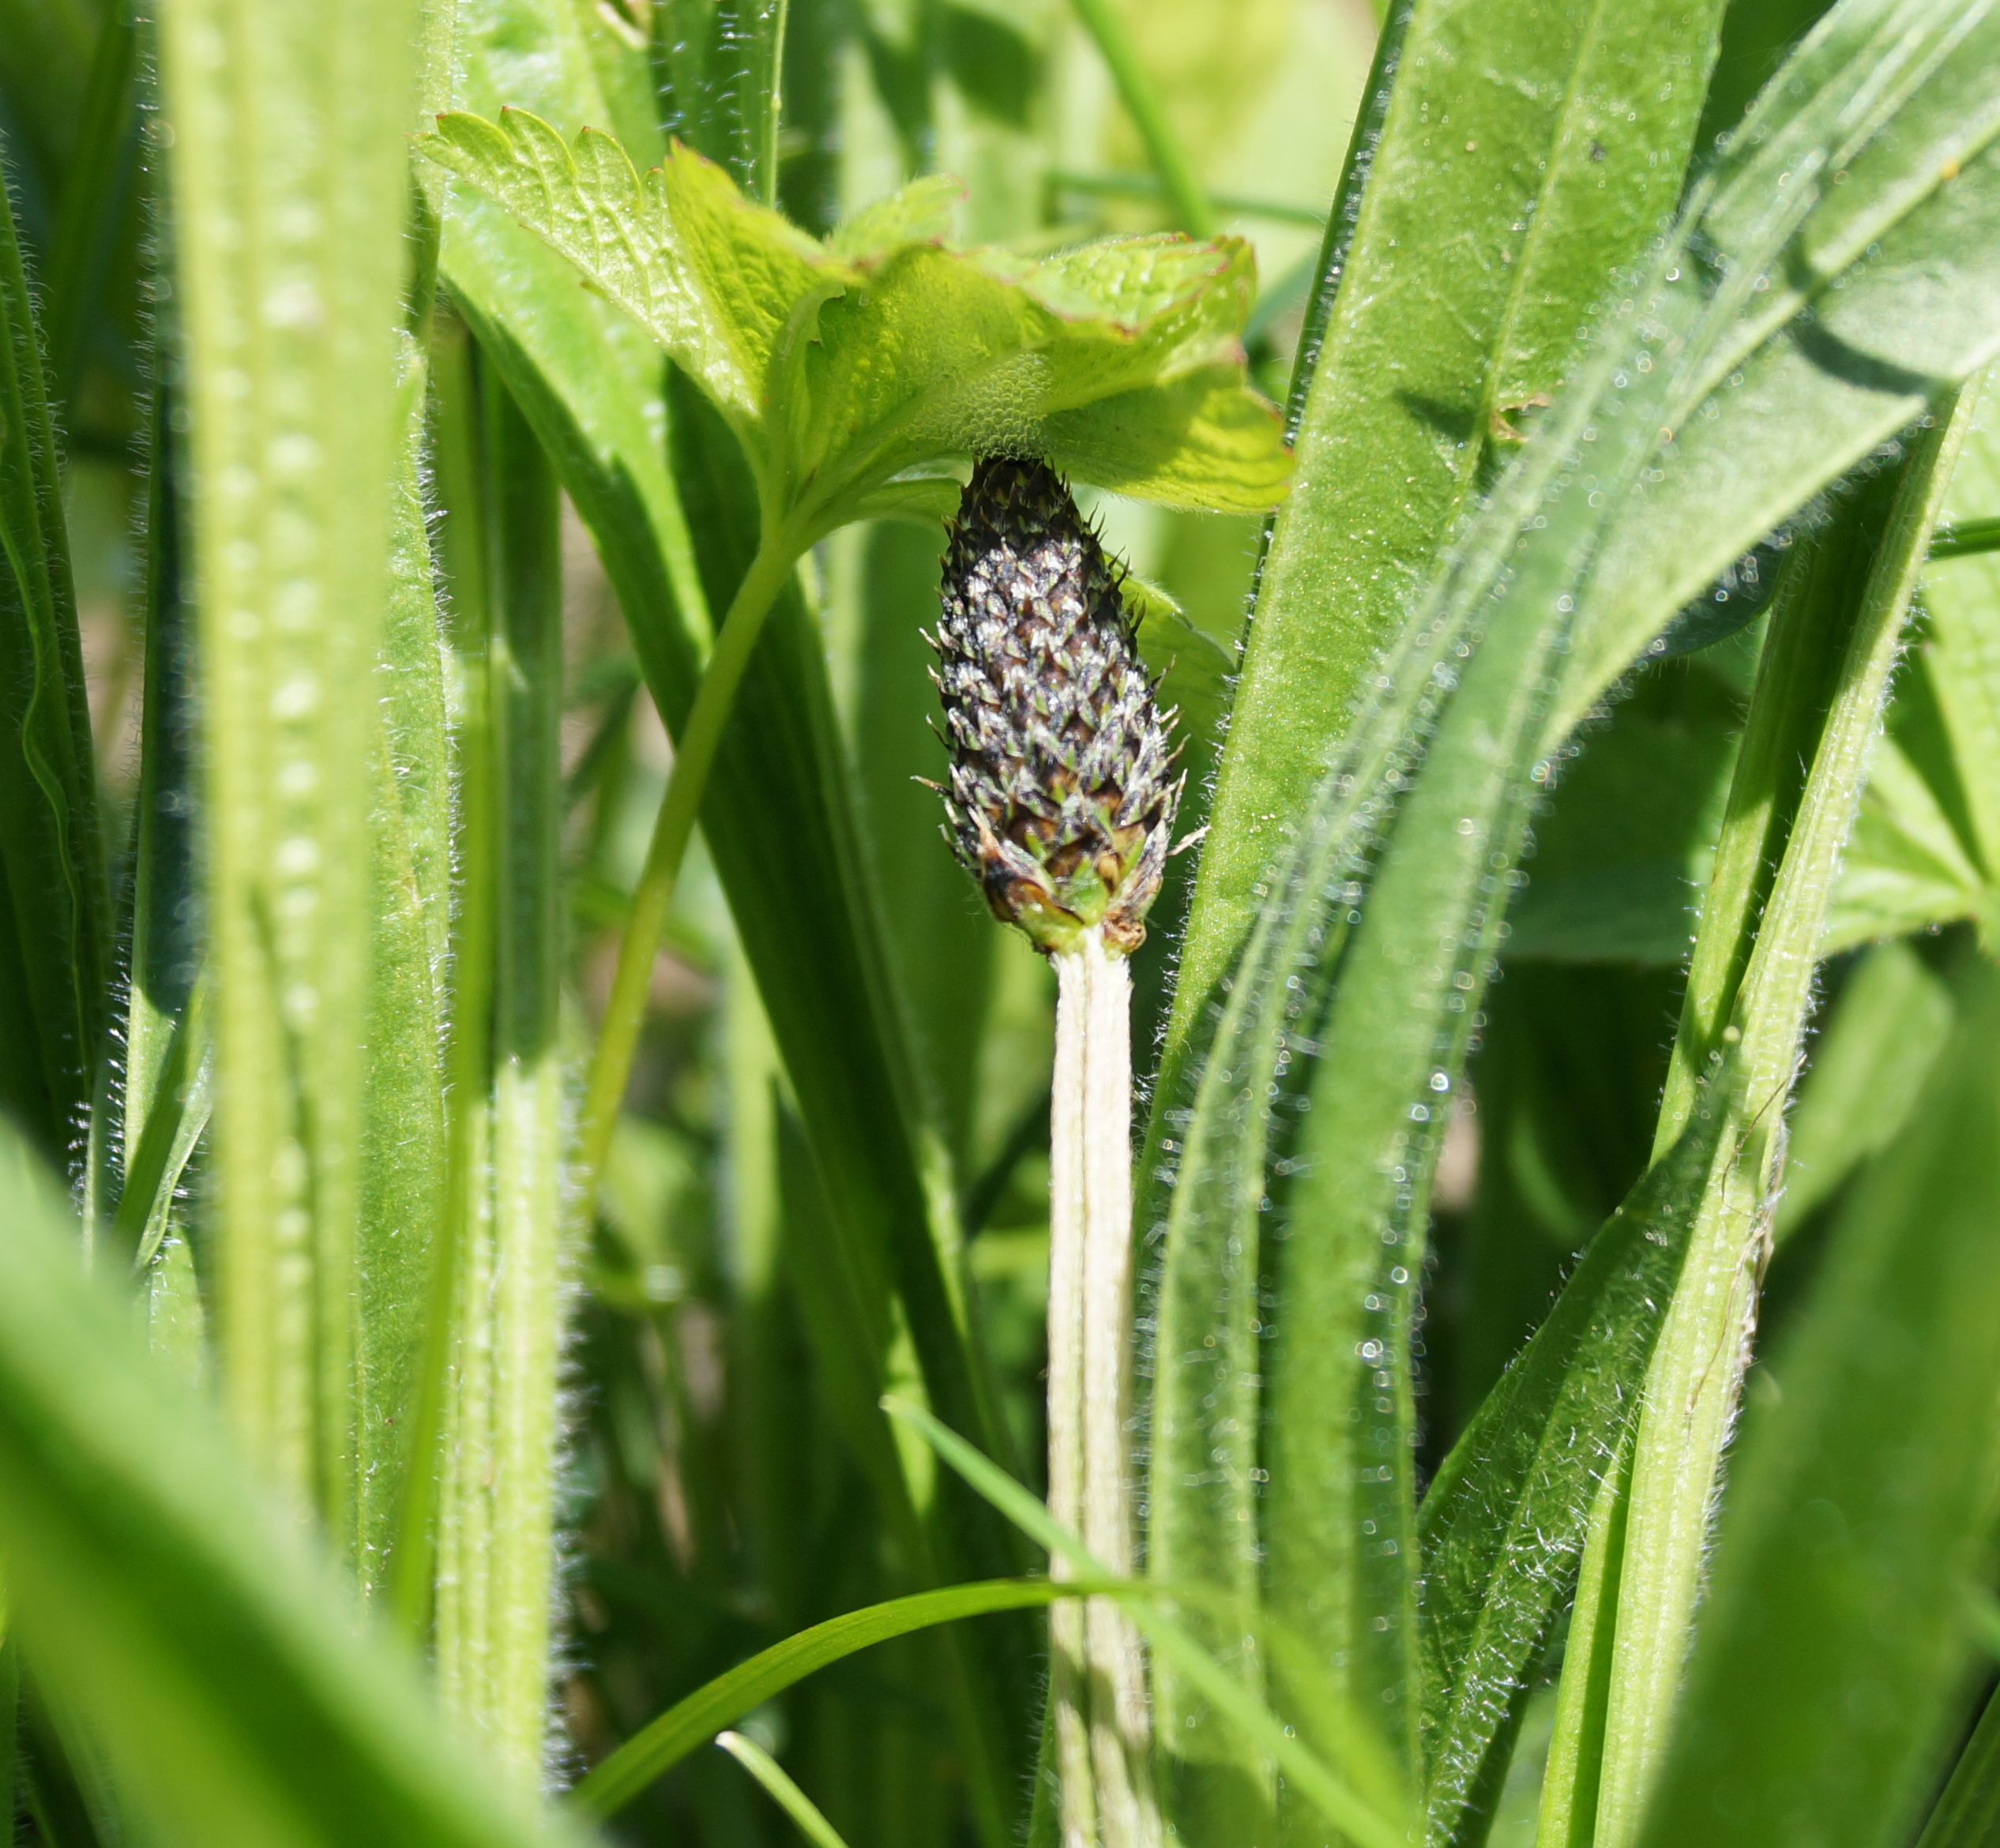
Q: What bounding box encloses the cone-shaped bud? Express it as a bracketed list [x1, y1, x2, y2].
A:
[931, 456, 1183, 956]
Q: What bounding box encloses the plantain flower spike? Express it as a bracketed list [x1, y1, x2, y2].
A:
[930, 456, 1184, 956]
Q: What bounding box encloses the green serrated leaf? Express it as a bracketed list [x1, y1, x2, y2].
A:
[419, 107, 1288, 527]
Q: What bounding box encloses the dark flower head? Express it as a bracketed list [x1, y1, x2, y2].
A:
[930, 456, 1183, 956]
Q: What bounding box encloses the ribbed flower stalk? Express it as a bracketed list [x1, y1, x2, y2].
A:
[933, 456, 1181, 1848]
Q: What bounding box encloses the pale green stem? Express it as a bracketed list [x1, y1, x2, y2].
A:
[578, 527, 806, 1197]
[1592, 394, 1974, 1848]
[1067, 0, 1216, 239]
[1050, 930, 1159, 1848]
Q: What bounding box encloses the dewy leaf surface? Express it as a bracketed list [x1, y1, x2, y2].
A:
[1148, 0, 2000, 1829]
[419, 107, 1288, 526]
[1145, 0, 1732, 1801]
[1157, 0, 1731, 1088]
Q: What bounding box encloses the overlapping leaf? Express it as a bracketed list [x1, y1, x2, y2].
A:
[418, 108, 1288, 529]
[1147, 0, 2000, 1837]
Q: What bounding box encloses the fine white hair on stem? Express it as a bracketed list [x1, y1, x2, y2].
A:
[1051, 928, 1160, 1848]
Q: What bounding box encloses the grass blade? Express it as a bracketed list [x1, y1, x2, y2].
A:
[427, 344, 570, 1790]
[1158, 0, 1727, 1094]
[0, 1122, 577, 1848]
[1630, 954, 2000, 1848]
[885, 1396, 1414, 1848]
[353, 336, 454, 1602]
[716, 1731, 855, 1848]
[1146, 0, 1728, 1796]
[1151, 8, 2000, 1830]
[1593, 389, 1976, 1846]
[0, 140, 109, 1175]
[1916, 1685, 2000, 1848]
[574, 1577, 1093, 1816]
[1415, 1078, 1734, 1847]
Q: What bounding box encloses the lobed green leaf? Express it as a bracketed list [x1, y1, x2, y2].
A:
[419, 107, 1289, 525]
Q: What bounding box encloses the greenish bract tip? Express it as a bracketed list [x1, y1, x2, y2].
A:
[932, 457, 1183, 957]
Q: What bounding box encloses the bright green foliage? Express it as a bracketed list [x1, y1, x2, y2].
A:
[0, 1121, 573, 1848]
[1149, 2, 2000, 1844]
[579, 1576, 1095, 1816]
[1773, 939, 1953, 1237]
[1415, 1076, 1733, 1846]
[1165, 0, 1728, 1070]
[1634, 956, 2000, 1848]
[426, 341, 570, 1790]
[418, 107, 1290, 535]
[1593, 396, 1974, 1848]
[155, 0, 423, 1536]
[6, 0, 2000, 1844]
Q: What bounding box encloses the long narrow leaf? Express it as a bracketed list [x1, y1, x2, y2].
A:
[1415, 1075, 1734, 1846]
[1146, 0, 1731, 1790]
[1631, 955, 2000, 1848]
[574, 1578, 1090, 1817]
[156, 0, 423, 1531]
[0, 1123, 574, 1848]
[1149, 7, 2000, 1829]
[0, 140, 108, 1173]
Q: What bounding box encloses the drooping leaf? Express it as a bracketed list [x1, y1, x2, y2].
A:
[575, 1576, 1092, 1818]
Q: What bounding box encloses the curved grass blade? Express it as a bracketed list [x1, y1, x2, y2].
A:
[1916, 1684, 2000, 1848]
[716, 1731, 855, 1848]
[0, 1123, 577, 1848]
[1630, 956, 2000, 1848]
[573, 1576, 1094, 1817]
[1415, 1075, 1734, 1846]
[884, 1397, 1413, 1848]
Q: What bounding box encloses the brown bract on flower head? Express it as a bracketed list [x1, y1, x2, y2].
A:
[930, 456, 1184, 958]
